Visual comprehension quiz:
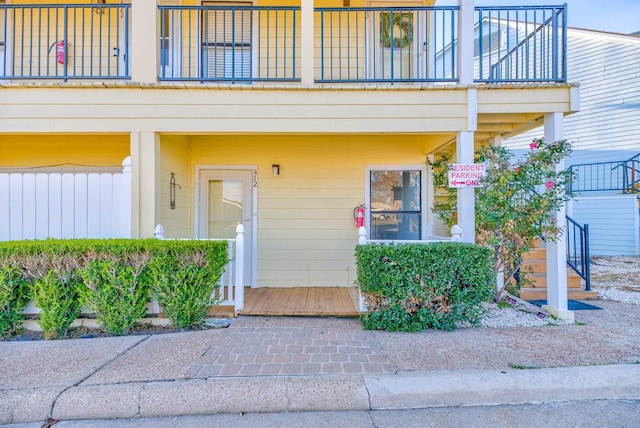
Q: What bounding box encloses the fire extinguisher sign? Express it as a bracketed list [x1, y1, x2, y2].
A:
[447, 163, 485, 188]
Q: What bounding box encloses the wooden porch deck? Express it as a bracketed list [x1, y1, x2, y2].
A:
[208, 287, 360, 318]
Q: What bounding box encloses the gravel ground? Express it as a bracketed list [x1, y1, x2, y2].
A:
[470, 254, 640, 329]
[590, 255, 640, 305]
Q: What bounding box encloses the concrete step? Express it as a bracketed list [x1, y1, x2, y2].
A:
[519, 288, 599, 301]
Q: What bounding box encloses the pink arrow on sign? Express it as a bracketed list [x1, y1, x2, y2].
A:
[450, 180, 466, 186]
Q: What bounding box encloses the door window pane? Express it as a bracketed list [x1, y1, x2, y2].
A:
[370, 170, 421, 240]
[207, 179, 243, 239]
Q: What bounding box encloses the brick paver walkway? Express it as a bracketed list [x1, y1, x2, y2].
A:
[189, 327, 395, 377]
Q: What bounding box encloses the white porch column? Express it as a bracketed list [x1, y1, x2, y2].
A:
[300, 0, 315, 85]
[456, 131, 475, 243]
[119, 157, 133, 238]
[130, 132, 160, 238]
[458, 0, 475, 84]
[131, 0, 159, 83]
[542, 112, 574, 322]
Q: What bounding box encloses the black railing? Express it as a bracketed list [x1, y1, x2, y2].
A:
[568, 154, 640, 194]
[566, 215, 590, 291]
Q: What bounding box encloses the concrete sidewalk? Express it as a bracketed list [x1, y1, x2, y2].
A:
[1, 300, 640, 425]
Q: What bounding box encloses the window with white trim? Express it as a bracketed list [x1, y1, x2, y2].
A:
[368, 168, 423, 240]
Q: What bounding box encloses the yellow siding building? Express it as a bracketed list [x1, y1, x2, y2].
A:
[0, 0, 579, 319]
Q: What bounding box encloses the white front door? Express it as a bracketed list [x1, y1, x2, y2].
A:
[198, 168, 255, 287]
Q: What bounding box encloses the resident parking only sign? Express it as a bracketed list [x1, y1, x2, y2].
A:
[448, 163, 485, 188]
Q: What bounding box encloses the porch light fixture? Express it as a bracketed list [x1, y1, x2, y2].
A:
[170, 173, 181, 209]
[272, 164, 280, 176]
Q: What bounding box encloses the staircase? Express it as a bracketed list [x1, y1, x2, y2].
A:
[518, 241, 598, 300]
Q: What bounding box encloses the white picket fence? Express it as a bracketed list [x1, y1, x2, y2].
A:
[0, 157, 132, 241]
[154, 223, 245, 314]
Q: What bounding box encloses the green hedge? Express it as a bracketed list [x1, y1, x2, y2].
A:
[356, 242, 495, 331]
[0, 239, 229, 338]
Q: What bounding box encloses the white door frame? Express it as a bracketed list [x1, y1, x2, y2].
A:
[194, 165, 258, 288]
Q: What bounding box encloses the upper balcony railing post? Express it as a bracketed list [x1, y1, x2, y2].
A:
[301, 0, 314, 85]
[131, 0, 158, 84]
[458, 0, 474, 84]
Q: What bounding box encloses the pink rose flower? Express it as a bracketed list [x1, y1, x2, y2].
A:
[545, 181, 554, 188]
[529, 141, 538, 150]
[514, 167, 520, 173]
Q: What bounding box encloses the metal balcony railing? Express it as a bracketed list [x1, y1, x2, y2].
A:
[0, 4, 568, 85]
[315, 6, 458, 83]
[475, 5, 567, 83]
[567, 155, 640, 194]
[566, 215, 590, 291]
[0, 3, 130, 80]
[158, 5, 300, 83]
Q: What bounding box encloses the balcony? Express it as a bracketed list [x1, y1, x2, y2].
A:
[0, 3, 567, 85]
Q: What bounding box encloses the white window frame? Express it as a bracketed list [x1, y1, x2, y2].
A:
[365, 164, 427, 240]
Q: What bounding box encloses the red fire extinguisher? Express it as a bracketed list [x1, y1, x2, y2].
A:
[56, 40, 65, 65]
[354, 205, 365, 228]
[49, 40, 66, 65]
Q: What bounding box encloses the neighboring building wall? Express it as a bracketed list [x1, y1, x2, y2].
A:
[503, 29, 640, 256]
[504, 29, 640, 165]
[569, 195, 640, 256]
[189, 134, 430, 288]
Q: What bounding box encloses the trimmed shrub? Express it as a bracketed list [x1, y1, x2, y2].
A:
[80, 248, 152, 336]
[356, 242, 495, 331]
[33, 262, 83, 339]
[0, 262, 31, 337]
[29, 247, 84, 339]
[0, 238, 229, 336]
[148, 241, 228, 328]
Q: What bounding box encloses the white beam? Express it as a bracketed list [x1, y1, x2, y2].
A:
[542, 112, 574, 322]
[456, 131, 475, 243]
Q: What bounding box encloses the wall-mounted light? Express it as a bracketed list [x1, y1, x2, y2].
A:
[272, 164, 280, 176]
[170, 173, 181, 209]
